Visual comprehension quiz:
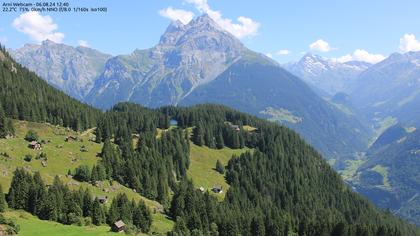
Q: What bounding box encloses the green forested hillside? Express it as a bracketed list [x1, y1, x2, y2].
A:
[187, 141, 251, 199]
[368, 124, 408, 153]
[354, 127, 420, 226]
[181, 58, 371, 161]
[164, 105, 418, 235]
[0, 45, 100, 131]
[0, 46, 418, 235]
[0, 120, 174, 235]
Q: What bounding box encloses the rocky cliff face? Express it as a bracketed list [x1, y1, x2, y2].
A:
[11, 40, 111, 100]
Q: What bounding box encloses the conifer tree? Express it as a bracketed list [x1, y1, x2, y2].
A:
[82, 189, 93, 217]
[90, 165, 99, 182]
[216, 132, 224, 149]
[0, 103, 7, 138]
[96, 164, 106, 181]
[157, 167, 169, 206]
[215, 160, 225, 174]
[232, 132, 240, 149]
[91, 198, 105, 226]
[95, 126, 102, 143]
[7, 168, 32, 209]
[74, 165, 91, 182]
[24, 129, 39, 142]
[106, 201, 119, 225]
[0, 184, 7, 212]
[192, 123, 204, 146]
[173, 217, 191, 236]
[133, 201, 152, 233]
[39, 193, 58, 221]
[28, 172, 46, 215]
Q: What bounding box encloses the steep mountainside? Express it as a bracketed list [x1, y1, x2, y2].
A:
[368, 124, 408, 153]
[86, 15, 245, 108]
[11, 40, 111, 100]
[352, 126, 420, 226]
[0, 46, 100, 130]
[181, 56, 371, 159]
[350, 51, 420, 127]
[284, 53, 371, 96]
[164, 104, 418, 235]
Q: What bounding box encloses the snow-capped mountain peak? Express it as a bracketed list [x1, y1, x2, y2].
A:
[284, 53, 372, 95]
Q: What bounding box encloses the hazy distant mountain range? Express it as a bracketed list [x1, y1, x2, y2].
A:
[284, 54, 371, 96]
[350, 51, 420, 128]
[350, 124, 420, 226]
[289, 50, 420, 226]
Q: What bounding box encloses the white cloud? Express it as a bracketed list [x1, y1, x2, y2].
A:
[12, 12, 64, 43]
[265, 53, 273, 58]
[185, 0, 211, 12]
[78, 40, 89, 47]
[334, 54, 352, 63]
[183, 0, 260, 39]
[159, 7, 194, 25]
[277, 49, 290, 55]
[333, 49, 385, 64]
[309, 39, 332, 52]
[399, 34, 420, 53]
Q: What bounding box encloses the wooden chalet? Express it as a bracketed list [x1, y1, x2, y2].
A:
[65, 136, 78, 142]
[28, 141, 42, 150]
[112, 220, 126, 232]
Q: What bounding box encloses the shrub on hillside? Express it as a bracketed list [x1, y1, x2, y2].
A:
[23, 154, 32, 162]
[24, 130, 39, 142]
[74, 165, 91, 182]
[215, 159, 225, 174]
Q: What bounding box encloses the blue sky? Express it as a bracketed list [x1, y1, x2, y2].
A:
[1, 0, 420, 63]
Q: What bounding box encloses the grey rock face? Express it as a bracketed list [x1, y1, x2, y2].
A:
[11, 40, 111, 100]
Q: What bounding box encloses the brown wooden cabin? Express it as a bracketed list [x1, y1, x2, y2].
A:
[28, 141, 42, 150]
[112, 220, 125, 232]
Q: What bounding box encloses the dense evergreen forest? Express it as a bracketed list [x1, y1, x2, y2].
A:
[0, 45, 419, 235]
[6, 169, 151, 233]
[0, 45, 100, 131]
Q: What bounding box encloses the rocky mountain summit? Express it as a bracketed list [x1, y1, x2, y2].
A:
[86, 14, 247, 108]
